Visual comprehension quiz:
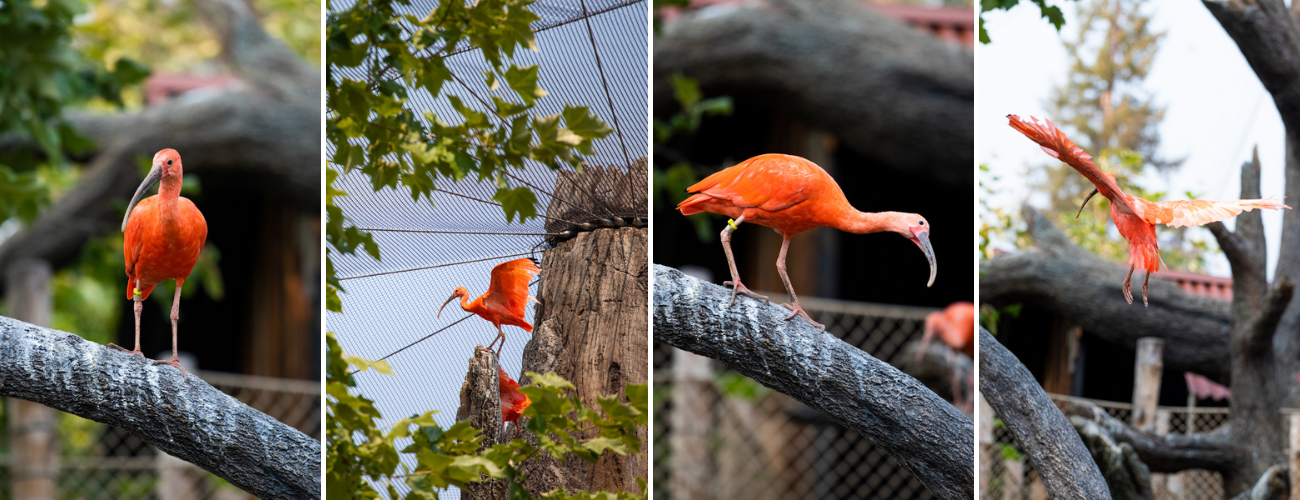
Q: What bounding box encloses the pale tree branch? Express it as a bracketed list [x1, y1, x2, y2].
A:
[653, 264, 973, 500]
[0, 316, 320, 499]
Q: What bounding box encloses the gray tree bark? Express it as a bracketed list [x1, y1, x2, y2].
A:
[519, 160, 649, 496]
[0, 0, 319, 288]
[653, 264, 973, 500]
[0, 315, 320, 499]
[979, 327, 1111, 499]
[653, 0, 972, 187]
[457, 349, 505, 500]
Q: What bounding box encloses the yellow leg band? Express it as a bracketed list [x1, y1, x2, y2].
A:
[133, 288, 141, 300]
[727, 218, 739, 231]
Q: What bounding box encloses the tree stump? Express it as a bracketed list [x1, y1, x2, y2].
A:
[456, 349, 504, 500]
[521, 158, 649, 495]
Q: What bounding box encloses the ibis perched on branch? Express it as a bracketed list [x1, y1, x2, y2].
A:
[439, 258, 542, 355]
[1009, 115, 1291, 306]
[114, 149, 207, 377]
[677, 154, 937, 329]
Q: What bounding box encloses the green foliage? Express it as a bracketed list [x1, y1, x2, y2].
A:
[978, 303, 1021, 335]
[650, 74, 734, 242]
[979, 0, 1069, 44]
[714, 371, 772, 401]
[325, 332, 647, 500]
[324, 0, 613, 312]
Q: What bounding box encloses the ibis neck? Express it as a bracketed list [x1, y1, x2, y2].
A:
[834, 209, 898, 235]
[156, 176, 184, 228]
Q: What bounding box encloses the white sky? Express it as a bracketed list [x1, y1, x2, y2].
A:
[979, 0, 1288, 279]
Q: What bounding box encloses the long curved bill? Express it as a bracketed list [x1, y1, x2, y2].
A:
[1076, 188, 1099, 219]
[121, 164, 162, 232]
[915, 230, 936, 287]
[437, 294, 457, 318]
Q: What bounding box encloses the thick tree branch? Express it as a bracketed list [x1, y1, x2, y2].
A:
[1229, 464, 1290, 500]
[1070, 417, 1155, 500]
[1062, 399, 1237, 473]
[980, 206, 1232, 381]
[0, 316, 320, 499]
[654, 0, 971, 187]
[653, 265, 973, 500]
[979, 327, 1112, 499]
[1247, 277, 1295, 356]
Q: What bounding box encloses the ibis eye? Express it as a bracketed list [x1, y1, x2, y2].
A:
[918, 221, 925, 226]
[167, 160, 173, 166]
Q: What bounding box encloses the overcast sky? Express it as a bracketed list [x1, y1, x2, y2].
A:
[979, 0, 1288, 279]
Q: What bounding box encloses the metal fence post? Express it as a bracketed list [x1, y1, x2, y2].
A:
[6, 258, 58, 500]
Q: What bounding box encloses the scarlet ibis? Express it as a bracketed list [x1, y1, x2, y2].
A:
[677, 154, 937, 329]
[916, 302, 975, 361]
[1010, 115, 1291, 306]
[438, 258, 542, 355]
[111, 149, 207, 376]
[499, 367, 531, 438]
[915, 302, 974, 412]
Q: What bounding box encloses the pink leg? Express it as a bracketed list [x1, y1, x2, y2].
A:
[109, 279, 146, 360]
[721, 216, 769, 306]
[1141, 271, 1150, 307]
[1121, 264, 1135, 305]
[152, 281, 188, 377]
[775, 236, 824, 330]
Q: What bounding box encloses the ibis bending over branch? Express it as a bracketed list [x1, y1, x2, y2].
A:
[1009, 115, 1291, 306]
[439, 258, 542, 356]
[916, 302, 974, 412]
[114, 149, 208, 377]
[677, 154, 937, 329]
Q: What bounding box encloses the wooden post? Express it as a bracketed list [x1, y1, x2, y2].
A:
[1131, 337, 1164, 432]
[670, 349, 713, 500]
[6, 258, 57, 500]
[520, 159, 648, 495]
[1290, 412, 1299, 500]
[1152, 409, 1170, 498]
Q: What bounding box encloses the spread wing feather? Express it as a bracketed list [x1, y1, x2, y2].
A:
[1007, 114, 1136, 215]
[484, 258, 541, 318]
[1146, 198, 1291, 228]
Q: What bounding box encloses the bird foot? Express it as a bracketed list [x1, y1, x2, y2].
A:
[1142, 282, 1149, 308]
[1122, 282, 1134, 305]
[723, 280, 769, 306]
[107, 343, 146, 361]
[780, 303, 825, 330]
[152, 358, 189, 378]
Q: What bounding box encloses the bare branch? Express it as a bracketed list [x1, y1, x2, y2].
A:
[0, 315, 320, 499]
[1062, 399, 1237, 473]
[979, 327, 1112, 499]
[653, 264, 974, 500]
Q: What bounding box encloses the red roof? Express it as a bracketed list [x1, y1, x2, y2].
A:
[1158, 270, 1233, 301]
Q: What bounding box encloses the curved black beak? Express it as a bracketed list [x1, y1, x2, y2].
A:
[437, 293, 457, 318]
[1076, 188, 1099, 219]
[912, 229, 937, 287]
[122, 164, 162, 232]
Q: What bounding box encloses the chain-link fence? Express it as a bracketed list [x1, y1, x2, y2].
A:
[0, 371, 319, 500]
[653, 294, 945, 500]
[980, 393, 1253, 500]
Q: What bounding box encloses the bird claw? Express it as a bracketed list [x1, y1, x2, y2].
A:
[1122, 282, 1134, 305]
[723, 280, 769, 306]
[1142, 281, 1149, 307]
[107, 343, 146, 361]
[780, 303, 825, 330]
[152, 358, 189, 378]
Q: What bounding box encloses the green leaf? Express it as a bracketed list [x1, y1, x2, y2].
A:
[494, 186, 538, 223]
[503, 65, 547, 106]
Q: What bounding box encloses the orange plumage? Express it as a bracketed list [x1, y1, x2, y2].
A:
[439, 258, 542, 354]
[498, 367, 531, 437]
[113, 149, 207, 376]
[1009, 115, 1290, 305]
[678, 154, 937, 329]
[920, 302, 974, 359]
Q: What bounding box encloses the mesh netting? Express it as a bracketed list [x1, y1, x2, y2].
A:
[326, 0, 648, 497]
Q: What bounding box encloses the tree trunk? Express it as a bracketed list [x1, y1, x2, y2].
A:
[457, 349, 505, 500]
[518, 160, 649, 496]
[6, 259, 57, 500]
[0, 316, 320, 499]
[653, 264, 974, 500]
[979, 327, 1112, 499]
[653, 0, 972, 187]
